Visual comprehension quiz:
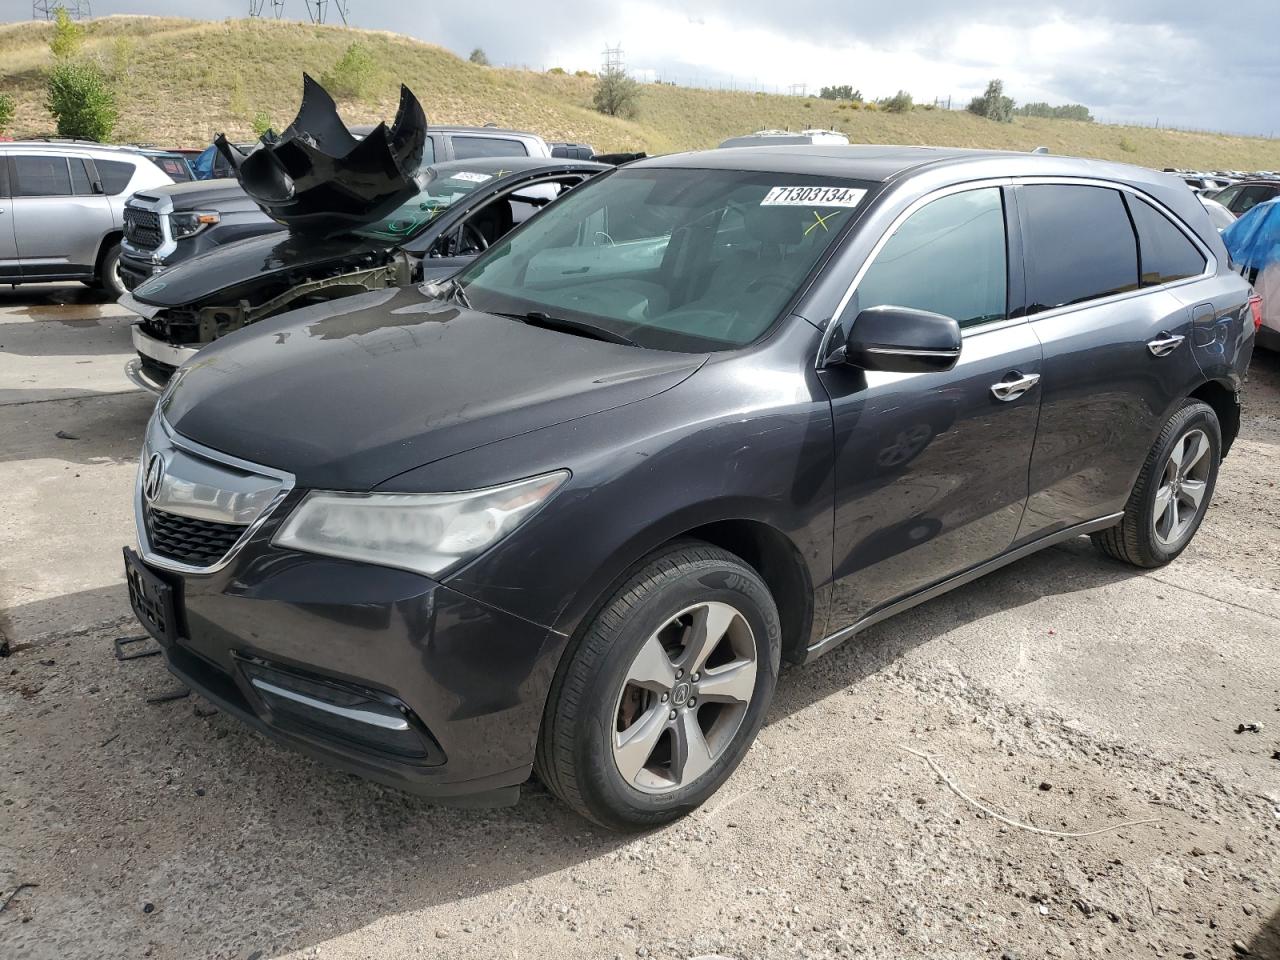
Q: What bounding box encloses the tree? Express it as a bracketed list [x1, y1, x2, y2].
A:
[967, 79, 1015, 123]
[49, 6, 84, 60]
[593, 66, 639, 119]
[1016, 101, 1093, 122]
[0, 93, 14, 135]
[321, 41, 375, 98]
[46, 60, 117, 141]
[468, 47, 490, 66]
[819, 84, 860, 102]
[882, 89, 913, 113]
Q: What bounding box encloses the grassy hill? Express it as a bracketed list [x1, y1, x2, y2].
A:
[2, 15, 1278, 171]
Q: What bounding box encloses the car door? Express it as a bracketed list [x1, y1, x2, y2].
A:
[8, 153, 114, 279]
[1013, 182, 1208, 543]
[0, 154, 17, 281]
[819, 184, 1044, 628]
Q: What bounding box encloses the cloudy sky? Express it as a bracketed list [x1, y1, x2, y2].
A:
[3, 0, 1277, 136]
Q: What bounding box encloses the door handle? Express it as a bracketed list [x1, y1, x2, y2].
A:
[990, 372, 1041, 402]
[1147, 333, 1185, 357]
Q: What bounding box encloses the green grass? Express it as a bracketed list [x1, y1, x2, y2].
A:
[2, 15, 1278, 172]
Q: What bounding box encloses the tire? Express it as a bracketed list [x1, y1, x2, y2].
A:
[535, 543, 781, 831]
[1091, 399, 1221, 568]
[94, 242, 125, 298]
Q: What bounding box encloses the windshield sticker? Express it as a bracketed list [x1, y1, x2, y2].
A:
[449, 171, 492, 183]
[760, 186, 866, 207]
[803, 210, 842, 235]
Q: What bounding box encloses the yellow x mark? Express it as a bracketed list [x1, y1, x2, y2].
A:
[804, 210, 841, 235]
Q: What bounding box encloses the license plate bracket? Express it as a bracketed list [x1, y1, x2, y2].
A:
[123, 547, 180, 647]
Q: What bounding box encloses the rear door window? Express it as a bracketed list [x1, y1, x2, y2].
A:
[69, 158, 95, 195]
[1020, 184, 1138, 313]
[450, 135, 529, 159]
[1126, 196, 1206, 286]
[12, 155, 73, 197]
[96, 159, 137, 195]
[850, 187, 1008, 328]
[1231, 184, 1280, 215]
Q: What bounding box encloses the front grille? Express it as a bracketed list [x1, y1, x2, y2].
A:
[119, 259, 150, 291]
[124, 207, 163, 250]
[146, 507, 244, 566]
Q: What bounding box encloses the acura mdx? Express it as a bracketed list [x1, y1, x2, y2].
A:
[126, 146, 1255, 830]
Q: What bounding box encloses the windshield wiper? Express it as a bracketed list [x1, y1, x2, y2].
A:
[498, 310, 637, 347]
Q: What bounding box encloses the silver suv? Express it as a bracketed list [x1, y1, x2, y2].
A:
[0, 141, 181, 296]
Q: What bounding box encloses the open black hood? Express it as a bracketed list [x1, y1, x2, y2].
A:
[214, 74, 428, 236]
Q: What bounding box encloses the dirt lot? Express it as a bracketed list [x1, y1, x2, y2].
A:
[2, 285, 1279, 960]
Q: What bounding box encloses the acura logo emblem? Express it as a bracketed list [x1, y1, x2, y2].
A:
[143, 453, 165, 503]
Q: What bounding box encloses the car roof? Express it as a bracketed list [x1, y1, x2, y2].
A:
[1, 139, 163, 160]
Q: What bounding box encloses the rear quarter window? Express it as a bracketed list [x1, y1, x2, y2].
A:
[1126, 196, 1206, 286]
[1020, 184, 1138, 313]
[96, 159, 137, 195]
[450, 136, 530, 159]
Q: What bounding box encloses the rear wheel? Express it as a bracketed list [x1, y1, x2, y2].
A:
[535, 543, 780, 830]
[1092, 399, 1220, 567]
[92, 242, 126, 298]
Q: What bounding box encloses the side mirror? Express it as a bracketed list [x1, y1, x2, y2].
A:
[831, 305, 961, 373]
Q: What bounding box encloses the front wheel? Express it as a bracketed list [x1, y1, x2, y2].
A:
[535, 543, 781, 830]
[1092, 399, 1221, 568]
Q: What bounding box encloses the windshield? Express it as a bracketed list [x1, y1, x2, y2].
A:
[353, 169, 491, 242]
[456, 167, 873, 350]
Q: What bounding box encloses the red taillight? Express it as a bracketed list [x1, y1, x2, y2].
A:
[1249, 293, 1263, 331]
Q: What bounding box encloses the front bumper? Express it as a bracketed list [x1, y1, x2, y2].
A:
[123, 323, 199, 395]
[129, 539, 560, 803]
[126, 417, 563, 803]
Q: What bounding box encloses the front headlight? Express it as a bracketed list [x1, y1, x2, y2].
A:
[169, 210, 220, 239]
[272, 471, 569, 578]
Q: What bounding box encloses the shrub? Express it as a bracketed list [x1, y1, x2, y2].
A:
[819, 84, 861, 101]
[883, 90, 913, 113]
[574, 69, 592, 78]
[468, 47, 490, 66]
[49, 7, 84, 60]
[967, 79, 1015, 122]
[251, 111, 274, 138]
[1118, 136, 1137, 153]
[592, 66, 639, 119]
[547, 66, 565, 75]
[864, 100, 878, 112]
[46, 60, 117, 141]
[321, 41, 375, 98]
[109, 36, 136, 81]
[0, 93, 14, 135]
[1016, 101, 1094, 122]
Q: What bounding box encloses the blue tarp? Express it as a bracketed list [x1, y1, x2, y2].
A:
[192, 144, 218, 180]
[1222, 198, 1280, 271]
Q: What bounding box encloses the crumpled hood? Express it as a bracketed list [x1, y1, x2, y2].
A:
[131, 231, 390, 309]
[160, 286, 706, 490]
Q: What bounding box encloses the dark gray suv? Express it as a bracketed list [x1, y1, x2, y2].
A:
[125, 146, 1254, 830]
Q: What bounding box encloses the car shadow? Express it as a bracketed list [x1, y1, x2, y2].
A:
[0, 282, 120, 310]
[1249, 906, 1280, 960]
[0, 387, 152, 467]
[3, 531, 1153, 957]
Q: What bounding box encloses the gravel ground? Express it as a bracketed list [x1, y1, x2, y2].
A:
[1, 290, 1278, 960]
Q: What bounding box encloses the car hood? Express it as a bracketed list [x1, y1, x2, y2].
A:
[133, 177, 247, 208]
[160, 286, 706, 490]
[131, 231, 391, 309]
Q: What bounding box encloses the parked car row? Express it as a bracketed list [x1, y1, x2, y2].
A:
[118, 81, 1259, 829]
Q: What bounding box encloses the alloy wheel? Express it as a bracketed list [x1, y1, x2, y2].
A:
[1152, 427, 1211, 547]
[611, 601, 757, 794]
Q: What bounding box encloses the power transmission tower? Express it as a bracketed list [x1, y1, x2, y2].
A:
[788, 83, 807, 97]
[34, 0, 91, 18]
[333, 0, 350, 23]
[249, 0, 287, 18]
[601, 44, 624, 74]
